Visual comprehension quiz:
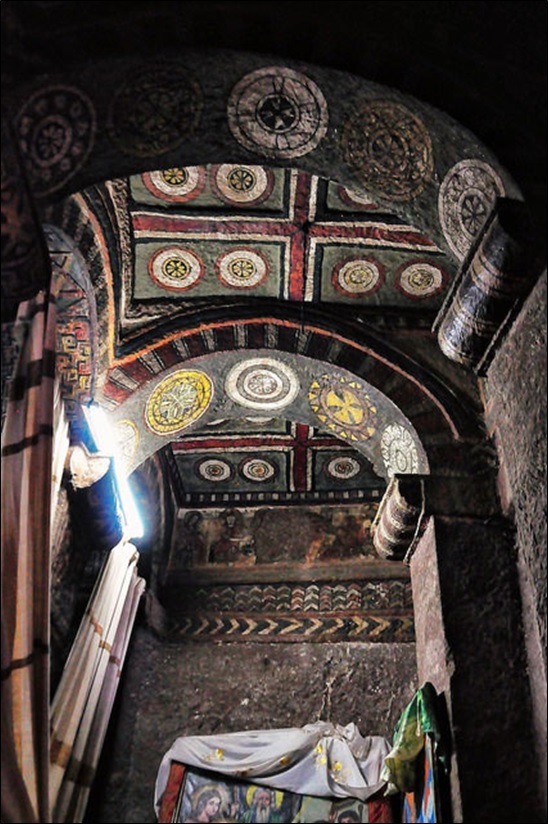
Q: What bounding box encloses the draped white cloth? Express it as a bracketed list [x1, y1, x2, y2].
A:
[50, 540, 145, 823]
[1, 289, 58, 823]
[155, 721, 391, 817]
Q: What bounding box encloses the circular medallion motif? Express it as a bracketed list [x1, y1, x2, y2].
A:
[142, 166, 206, 202]
[227, 67, 328, 159]
[341, 100, 433, 201]
[113, 419, 140, 471]
[380, 423, 420, 476]
[332, 257, 384, 297]
[326, 455, 362, 480]
[216, 248, 269, 289]
[196, 458, 233, 483]
[225, 357, 300, 410]
[149, 247, 204, 291]
[145, 370, 213, 435]
[240, 457, 276, 482]
[308, 375, 378, 442]
[16, 85, 96, 196]
[107, 61, 203, 157]
[337, 185, 379, 211]
[438, 159, 505, 261]
[396, 261, 446, 299]
[210, 164, 275, 206]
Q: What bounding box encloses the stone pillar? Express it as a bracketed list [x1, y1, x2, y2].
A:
[410, 515, 544, 822]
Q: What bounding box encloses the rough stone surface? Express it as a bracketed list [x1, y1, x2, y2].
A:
[432, 516, 543, 823]
[483, 269, 547, 809]
[85, 624, 417, 823]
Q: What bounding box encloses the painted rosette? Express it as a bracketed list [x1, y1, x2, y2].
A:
[196, 458, 233, 483]
[142, 166, 206, 203]
[438, 159, 505, 261]
[380, 423, 420, 476]
[148, 247, 204, 291]
[227, 66, 328, 159]
[332, 257, 384, 297]
[239, 457, 277, 482]
[395, 260, 447, 299]
[225, 357, 300, 410]
[145, 370, 213, 435]
[326, 455, 362, 480]
[216, 248, 269, 290]
[210, 164, 275, 206]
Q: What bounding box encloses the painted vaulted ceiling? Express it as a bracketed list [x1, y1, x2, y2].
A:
[4, 2, 543, 646]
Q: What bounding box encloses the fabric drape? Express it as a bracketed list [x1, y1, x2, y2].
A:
[1, 289, 58, 824]
[155, 721, 392, 816]
[49, 540, 145, 823]
[381, 682, 450, 795]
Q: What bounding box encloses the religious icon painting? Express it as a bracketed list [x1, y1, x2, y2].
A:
[157, 763, 396, 823]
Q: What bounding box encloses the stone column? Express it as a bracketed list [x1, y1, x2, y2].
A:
[411, 514, 544, 822]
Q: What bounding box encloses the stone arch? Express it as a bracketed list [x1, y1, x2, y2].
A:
[5, 49, 522, 278]
[103, 339, 489, 480]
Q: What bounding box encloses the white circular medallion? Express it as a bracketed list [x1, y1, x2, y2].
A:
[227, 66, 328, 159]
[148, 246, 204, 291]
[381, 423, 420, 476]
[225, 357, 300, 410]
[397, 261, 446, 298]
[197, 458, 233, 482]
[326, 456, 362, 480]
[211, 164, 274, 205]
[438, 159, 505, 261]
[240, 457, 276, 482]
[216, 248, 268, 289]
[143, 166, 205, 202]
[332, 258, 384, 296]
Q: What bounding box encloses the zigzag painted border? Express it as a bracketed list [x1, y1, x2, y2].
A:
[169, 612, 415, 643]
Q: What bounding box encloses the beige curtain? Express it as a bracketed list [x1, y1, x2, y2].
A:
[1, 289, 58, 823]
[49, 540, 145, 823]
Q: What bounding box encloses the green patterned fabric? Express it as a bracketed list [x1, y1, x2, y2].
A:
[381, 682, 450, 794]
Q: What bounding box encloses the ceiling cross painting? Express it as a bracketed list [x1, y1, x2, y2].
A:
[14, 46, 521, 651]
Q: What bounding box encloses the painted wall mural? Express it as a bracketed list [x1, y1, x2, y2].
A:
[166, 503, 379, 570]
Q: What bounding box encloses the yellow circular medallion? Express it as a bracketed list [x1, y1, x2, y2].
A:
[145, 370, 213, 434]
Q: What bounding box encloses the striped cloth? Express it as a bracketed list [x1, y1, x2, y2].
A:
[1, 289, 57, 823]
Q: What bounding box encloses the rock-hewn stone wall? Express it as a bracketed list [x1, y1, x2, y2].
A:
[85, 625, 417, 823]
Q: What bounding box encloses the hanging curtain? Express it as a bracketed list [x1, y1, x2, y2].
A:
[49, 540, 145, 823]
[1, 289, 58, 824]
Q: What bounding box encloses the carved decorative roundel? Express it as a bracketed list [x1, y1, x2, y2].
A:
[16, 85, 97, 196]
[148, 247, 204, 291]
[438, 159, 505, 261]
[308, 374, 378, 442]
[145, 370, 213, 435]
[341, 100, 433, 201]
[225, 358, 300, 410]
[142, 167, 206, 202]
[107, 61, 203, 157]
[211, 164, 275, 206]
[227, 66, 329, 159]
[380, 423, 420, 475]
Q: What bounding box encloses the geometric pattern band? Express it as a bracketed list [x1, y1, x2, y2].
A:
[167, 580, 414, 643]
[169, 612, 415, 643]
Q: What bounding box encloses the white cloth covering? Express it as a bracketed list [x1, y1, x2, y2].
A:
[154, 721, 391, 817]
